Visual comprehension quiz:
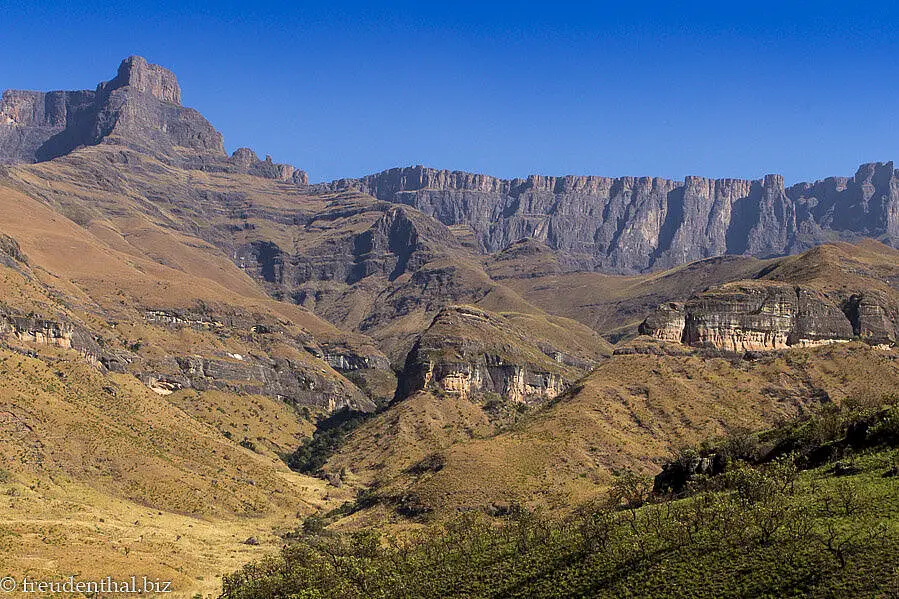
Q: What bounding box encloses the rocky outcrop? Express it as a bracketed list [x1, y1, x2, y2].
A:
[225, 148, 309, 185]
[331, 163, 899, 273]
[639, 283, 858, 352]
[141, 307, 381, 411]
[843, 291, 899, 345]
[236, 204, 454, 295]
[0, 310, 101, 365]
[320, 349, 390, 372]
[0, 56, 223, 163]
[0, 234, 27, 270]
[99, 56, 181, 104]
[415, 360, 565, 403]
[398, 306, 575, 403]
[639, 303, 686, 344]
[0, 89, 97, 164]
[163, 354, 373, 412]
[0, 57, 308, 186]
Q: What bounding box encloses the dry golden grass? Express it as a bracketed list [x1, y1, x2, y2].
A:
[326, 343, 899, 518]
[0, 345, 354, 597]
[2, 139, 899, 592]
[487, 244, 771, 340]
[325, 390, 494, 489]
[0, 476, 339, 598]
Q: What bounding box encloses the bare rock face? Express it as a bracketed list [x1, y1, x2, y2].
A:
[0, 309, 102, 366]
[101, 56, 182, 105]
[398, 305, 576, 403]
[226, 148, 309, 184]
[141, 308, 380, 412]
[236, 204, 451, 300]
[639, 303, 686, 343]
[332, 164, 899, 273]
[843, 291, 899, 345]
[0, 56, 221, 163]
[0, 233, 27, 269]
[0, 57, 308, 185]
[639, 283, 855, 352]
[0, 89, 96, 163]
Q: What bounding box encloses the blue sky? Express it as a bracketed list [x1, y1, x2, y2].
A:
[3, 1, 899, 183]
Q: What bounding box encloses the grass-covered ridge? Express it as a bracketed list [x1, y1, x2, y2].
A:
[223, 398, 899, 598]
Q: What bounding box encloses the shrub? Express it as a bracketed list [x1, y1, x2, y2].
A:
[287, 409, 370, 474]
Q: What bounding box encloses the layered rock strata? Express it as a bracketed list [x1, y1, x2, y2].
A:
[141, 308, 382, 411]
[0, 310, 101, 365]
[639, 283, 858, 352]
[399, 306, 575, 403]
[331, 163, 899, 273]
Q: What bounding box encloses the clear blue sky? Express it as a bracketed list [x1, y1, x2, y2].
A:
[3, 1, 899, 183]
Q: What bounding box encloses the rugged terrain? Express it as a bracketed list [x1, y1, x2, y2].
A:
[330, 163, 899, 273]
[1, 56, 898, 596]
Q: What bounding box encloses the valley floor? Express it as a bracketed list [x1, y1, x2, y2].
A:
[0, 473, 342, 598]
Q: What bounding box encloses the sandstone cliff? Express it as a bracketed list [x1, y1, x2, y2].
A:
[140, 308, 379, 411]
[0, 310, 102, 365]
[331, 164, 899, 273]
[398, 305, 583, 403]
[638, 280, 899, 352]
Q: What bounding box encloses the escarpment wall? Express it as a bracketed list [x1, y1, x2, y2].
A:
[332, 163, 899, 273]
[640, 283, 897, 351]
[1, 56, 308, 183]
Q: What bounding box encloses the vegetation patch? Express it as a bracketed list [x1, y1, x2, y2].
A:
[225, 398, 899, 599]
[287, 408, 373, 474]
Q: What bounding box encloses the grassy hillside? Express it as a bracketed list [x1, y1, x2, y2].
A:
[0, 166, 374, 596]
[6, 146, 612, 367]
[222, 398, 899, 598]
[486, 238, 899, 344]
[486, 240, 771, 342]
[2, 139, 899, 598]
[319, 342, 899, 519]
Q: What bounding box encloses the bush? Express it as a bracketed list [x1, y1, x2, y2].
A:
[302, 514, 326, 536]
[222, 447, 899, 599]
[406, 452, 446, 475]
[287, 409, 370, 474]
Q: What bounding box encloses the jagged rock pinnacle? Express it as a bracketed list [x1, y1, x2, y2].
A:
[0, 56, 307, 185]
[100, 56, 182, 105]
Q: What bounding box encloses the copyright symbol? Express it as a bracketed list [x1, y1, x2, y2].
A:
[0, 577, 16, 592]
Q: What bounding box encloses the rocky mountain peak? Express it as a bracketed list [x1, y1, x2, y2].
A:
[0, 57, 309, 185]
[98, 56, 182, 105]
[854, 161, 896, 196]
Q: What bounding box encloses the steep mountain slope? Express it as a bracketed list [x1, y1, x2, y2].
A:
[0, 55, 307, 183]
[2, 55, 899, 594]
[0, 56, 614, 544]
[485, 238, 772, 341]
[2, 80, 614, 377]
[0, 258, 356, 595]
[321, 241, 899, 518]
[325, 341, 899, 518]
[0, 58, 390, 593]
[641, 240, 899, 350]
[332, 163, 899, 273]
[0, 180, 380, 411]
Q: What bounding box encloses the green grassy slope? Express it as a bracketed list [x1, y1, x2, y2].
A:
[222, 399, 899, 599]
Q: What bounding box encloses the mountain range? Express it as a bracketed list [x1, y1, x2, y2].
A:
[1, 56, 898, 596]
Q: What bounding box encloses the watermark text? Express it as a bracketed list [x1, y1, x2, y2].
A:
[0, 575, 173, 594]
